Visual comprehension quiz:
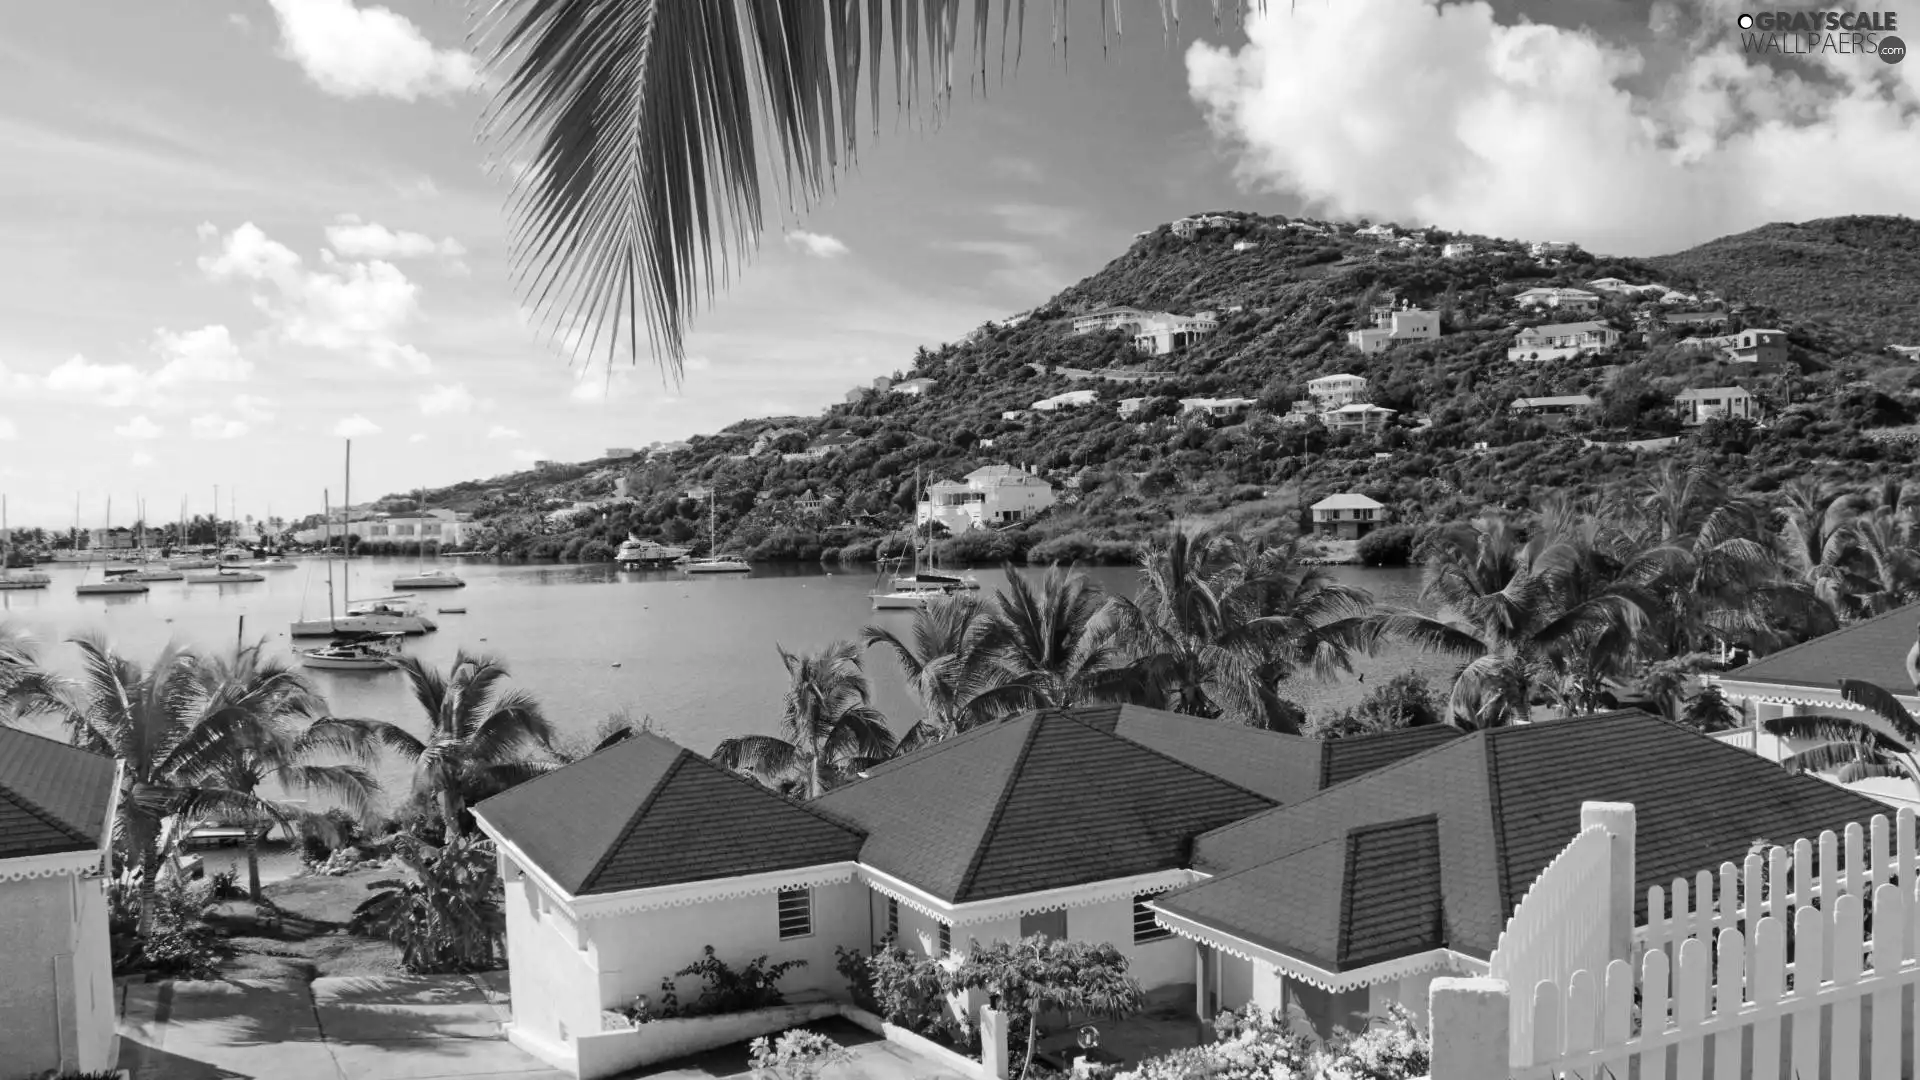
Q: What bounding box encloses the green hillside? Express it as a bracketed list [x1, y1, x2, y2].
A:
[362, 213, 1920, 566]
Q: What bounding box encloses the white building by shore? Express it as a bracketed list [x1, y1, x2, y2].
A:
[919, 465, 1056, 532]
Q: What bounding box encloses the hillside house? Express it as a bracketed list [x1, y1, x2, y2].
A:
[1509, 395, 1594, 419]
[1134, 313, 1221, 356]
[782, 433, 858, 462]
[1310, 493, 1386, 539]
[1071, 307, 1160, 335]
[1441, 242, 1476, 259]
[1727, 328, 1788, 365]
[1347, 303, 1441, 355]
[1119, 397, 1148, 419]
[1507, 321, 1622, 363]
[792, 490, 826, 514]
[891, 378, 937, 396]
[1286, 222, 1328, 236]
[1171, 214, 1236, 239]
[920, 465, 1056, 531]
[1322, 403, 1396, 435]
[0, 728, 118, 1077]
[1529, 240, 1576, 259]
[1356, 224, 1397, 240]
[362, 508, 472, 547]
[1514, 287, 1600, 311]
[1889, 345, 1920, 361]
[1675, 386, 1757, 425]
[1032, 390, 1100, 412]
[647, 442, 691, 460]
[1232, 241, 1259, 252]
[1662, 311, 1728, 330]
[1306, 373, 1369, 408]
[1180, 397, 1256, 423]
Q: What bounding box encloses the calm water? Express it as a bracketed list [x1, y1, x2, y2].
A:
[0, 558, 1444, 807]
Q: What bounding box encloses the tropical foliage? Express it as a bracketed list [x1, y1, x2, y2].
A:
[1765, 678, 1920, 783]
[713, 641, 897, 797]
[948, 935, 1147, 1077]
[351, 833, 505, 974]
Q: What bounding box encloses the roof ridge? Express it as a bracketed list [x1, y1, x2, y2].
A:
[1336, 823, 1363, 967]
[820, 718, 1011, 792]
[1729, 601, 1920, 683]
[577, 747, 687, 893]
[952, 715, 1045, 902]
[1049, 708, 1284, 807]
[1482, 731, 1514, 918]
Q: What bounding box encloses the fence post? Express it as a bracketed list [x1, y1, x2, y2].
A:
[1429, 977, 1510, 1080]
[1582, 801, 1637, 964]
[978, 1006, 1009, 1080]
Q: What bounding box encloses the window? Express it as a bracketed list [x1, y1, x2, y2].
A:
[777, 888, 813, 940]
[886, 898, 899, 941]
[1134, 893, 1173, 944]
[937, 922, 952, 955]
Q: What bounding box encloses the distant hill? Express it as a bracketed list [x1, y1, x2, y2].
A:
[1649, 216, 1920, 346]
[377, 212, 1920, 566]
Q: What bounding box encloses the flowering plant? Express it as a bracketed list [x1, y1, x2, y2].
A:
[748, 1028, 854, 1080]
[1116, 1006, 1313, 1080]
[1317, 1006, 1429, 1080]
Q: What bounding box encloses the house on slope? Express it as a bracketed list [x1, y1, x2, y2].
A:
[1148, 711, 1887, 1038]
[1310, 494, 1387, 539]
[919, 465, 1055, 532]
[1509, 394, 1594, 419]
[473, 707, 1457, 1077]
[0, 728, 119, 1076]
[1507, 321, 1621, 363]
[1674, 386, 1757, 425]
[1347, 304, 1440, 355]
[1513, 287, 1600, 311]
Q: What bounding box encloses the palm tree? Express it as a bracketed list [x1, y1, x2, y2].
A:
[1774, 477, 1856, 614]
[861, 594, 1033, 749]
[1108, 524, 1380, 730]
[1764, 679, 1920, 783]
[713, 640, 896, 797]
[988, 563, 1140, 709]
[170, 644, 385, 901]
[377, 651, 559, 839]
[1843, 509, 1920, 618]
[473, 2, 1260, 374]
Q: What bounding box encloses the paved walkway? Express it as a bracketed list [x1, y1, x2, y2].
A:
[119, 971, 566, 1080]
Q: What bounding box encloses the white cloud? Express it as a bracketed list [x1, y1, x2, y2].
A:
[486, 424, 522, 440]
[325, 214, 466, 261]
[408, 432, 428, 443]
[32, 328, 253, 411]
[333, 414, 380, 438]
[785, 230, 850, 258]
[199, 222, 432, 372]
[44, 355, 148, 406]
[231, 394, 277, 423]
[266, 0, 478, 101]
[114, 416, 163, 440]
[130, 450, 155, 468]
[1186, 0, 1920, 254]
[418, 382, 475, 415]
[0, 417, 15, 440]
[190, 414, 249, 439]
[153, 325, 253, 383]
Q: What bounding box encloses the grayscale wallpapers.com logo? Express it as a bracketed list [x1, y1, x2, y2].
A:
[1736, 10, 1906, 62]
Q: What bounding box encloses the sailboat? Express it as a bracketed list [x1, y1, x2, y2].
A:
[0, 496, 50, 590]
[393, 487, 464, 589]
[290, 441, 437, 637]
[298, 631, 404, 672]
[679, 489, 751, 574]
[129, 498, 182, 581]
[169, 497, 217, 569]
[870, 470, 950, 610]
[77, 497, 148, 596]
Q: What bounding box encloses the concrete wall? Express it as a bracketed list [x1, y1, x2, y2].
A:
[0, 873, 96, 1075]
[590, 880, 868, 1014]
[504, 861, 604, 1048]
[70, 875, 116, 1071]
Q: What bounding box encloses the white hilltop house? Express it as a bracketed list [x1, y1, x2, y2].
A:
[1031, 389, 1100, 412]
[1179, 397, 1257, 422]
[1509, 395, 1594, 418]
[1310, 493, 1387, 539]
[1674, 385, 1758, 425]
[1321, 403, 1396, 436]
[1506, 320, 1622, 363]
[920, 465, 1056, 531]
[1441, 242, 1476, 259]
[891, 377, 937, 396]
[1347, 302, 1440, 355]
[1514, 287, 1600, 311]
[1071, 307, 1160, 335]
[1134, 312, 1221, 356]
[359, 508, 472, 547]
[1355, 224, 1398, 240]
[1529, 240, 1576, 259]
[1306, 374, 1369, 409]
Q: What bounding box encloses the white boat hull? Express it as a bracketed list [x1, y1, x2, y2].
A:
[169, 559, 218, 570]
[299, 653, 397, 671]
[682, 560, 751, 575]
[250, 561, 296, 571]
[186, 572, 264, 583]
[0, 577, 50, 590]
[392, 576, 464, 589]
[870, 591, 943, 610]
[77, 582, 149, 595]
[289, 614, 436, 637]
[131, 570, 184, 582]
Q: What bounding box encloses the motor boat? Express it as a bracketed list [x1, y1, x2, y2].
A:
[250, 556, 296, 571]
[77, 579, 149, 596]
[615, 537, 691, 568]
[103, 563, 141, 577]
[129, 567, 184, 582]
[290, 596, 437, 637]
[868, 585, 948, 611]
[888, 569, 982, 593]
[186, 567, 265, 583]
[297, 632, 404, 672]
[217, 545, 254, 564]
[391, 568, 465, 589]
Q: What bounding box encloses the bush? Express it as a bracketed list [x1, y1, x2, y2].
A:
[866, 943, 950, 1032]
[351, 835, 503, 974]
[1355, 524, 1417, 567]
[836, 946, 880, 1014]
[115, 877, 222, 979]
[651, 945, 806, 1019]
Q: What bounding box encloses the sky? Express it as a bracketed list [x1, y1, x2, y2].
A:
[0, 0, 1915, 528]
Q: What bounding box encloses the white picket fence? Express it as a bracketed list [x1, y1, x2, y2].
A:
[1488, 822, 1615, 1064]
[1504, 808, 1920, 1079]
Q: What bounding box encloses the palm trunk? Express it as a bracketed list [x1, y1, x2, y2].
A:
[245, 828, 263, 902]
[136, 853, 162, 936]
[439, 788, 463, 840]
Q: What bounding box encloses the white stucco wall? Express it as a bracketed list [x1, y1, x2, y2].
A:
[504, 863, 603, 1049]
[590, 880, 868, 1016]
[1064, 899, 1191, 991]
[0, 871, 112, 1075]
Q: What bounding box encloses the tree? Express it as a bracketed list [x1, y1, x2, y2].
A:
[988, 564, 1139, 708]
[352, 833, 504, 974]
[1765, 679, 1920, 782]
[861, 595, 1034, 750]
[947, 936, 1147, 1077]
[377, 652, 559, 839]
[712, 640, 896, 798]
[475, 2, 1261, 374]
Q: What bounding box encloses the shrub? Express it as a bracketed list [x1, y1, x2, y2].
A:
[1355, 524, 1417, 567]
[835, 946, 880, 1014]
[118, 877, 222, 979]
[651, 945, 807, 1019]
[866, 943, 950, 1032]
[748, 1029, 854, 1080]
[351, 835, 503, 974]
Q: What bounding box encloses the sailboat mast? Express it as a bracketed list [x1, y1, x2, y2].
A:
[342, 439, 351, 611]
[324, 489, 336, 629]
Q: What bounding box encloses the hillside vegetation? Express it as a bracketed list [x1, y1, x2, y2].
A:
[368, 214, 1920, 566]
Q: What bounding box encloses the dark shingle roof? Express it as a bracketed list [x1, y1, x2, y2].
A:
[1723, 602, 1919, 694]
[0, 726, 115, 861]
[1170, 711, 1886, 973]
[813, 710, 1276, 903]
[473, 732, 866, 896]
[1320, 727, 1464, 788]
